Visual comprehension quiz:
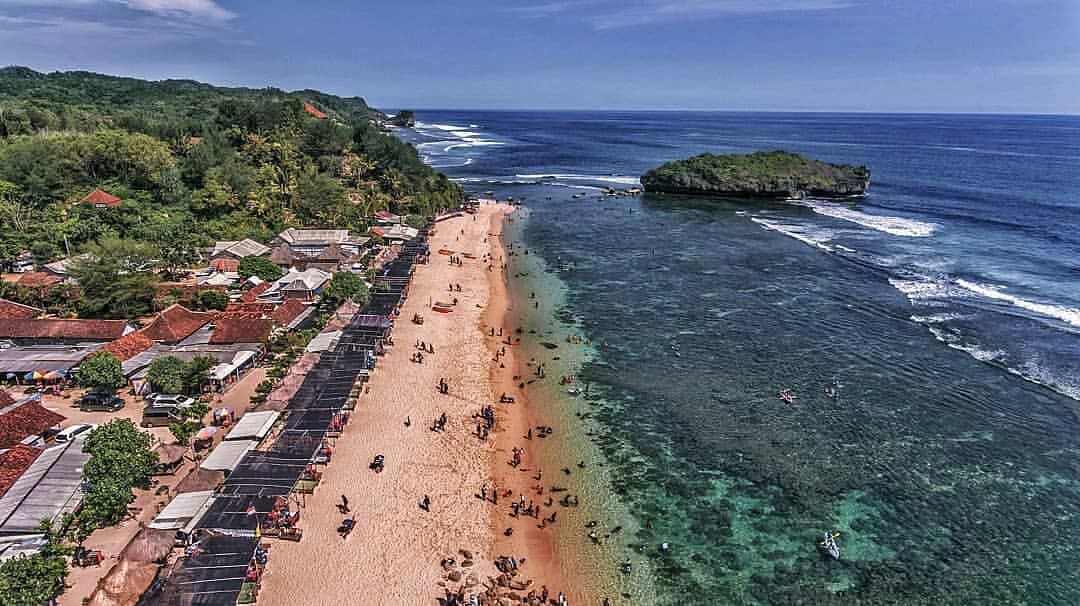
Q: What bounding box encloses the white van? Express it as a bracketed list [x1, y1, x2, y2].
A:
[55, 423, 97, 443]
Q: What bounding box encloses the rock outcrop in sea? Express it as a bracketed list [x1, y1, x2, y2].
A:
[641, 150, 870, 199]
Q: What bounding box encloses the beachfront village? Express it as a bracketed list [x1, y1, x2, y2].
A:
[0, 204, 428, 603]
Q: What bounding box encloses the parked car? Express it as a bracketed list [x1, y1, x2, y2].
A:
[55, 423, 98, 443]
[79, 390, 125, 412]
[145, 394, 195, 408]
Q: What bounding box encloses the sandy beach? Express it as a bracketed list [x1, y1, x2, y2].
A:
[259, 203, 580, 605]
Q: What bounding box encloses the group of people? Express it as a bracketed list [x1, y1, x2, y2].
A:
[431, 412, 448, 432]
[474, 405, 495, 440]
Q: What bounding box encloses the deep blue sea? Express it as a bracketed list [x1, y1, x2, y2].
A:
[399, 112, 1080, 604]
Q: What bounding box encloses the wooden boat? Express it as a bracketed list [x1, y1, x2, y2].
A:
[438, 249, 455, 256]
[435, 300, 455, 307]
[462, 252, 476, 259]
[433, 305, 453, 313]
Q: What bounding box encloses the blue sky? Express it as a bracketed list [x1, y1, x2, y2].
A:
[0, 0, 1077, 113]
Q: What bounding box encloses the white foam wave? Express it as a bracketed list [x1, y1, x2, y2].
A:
[751, 218, 834, 252]
[887, 277, 970, 303]
[804, 201, 937, 237]
[911, 312, 969, 324]
[515, 173, 641, 186]
[955, 279, 1080, 327]
[1010, 360, 1080, 401]
[419, 123, 471, 132]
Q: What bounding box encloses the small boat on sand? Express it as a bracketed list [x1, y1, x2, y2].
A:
[438, 249, 455, 256]
[433, 305, 453, 313]
[566, 388, 581, 396]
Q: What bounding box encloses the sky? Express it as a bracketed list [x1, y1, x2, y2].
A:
[0, 0, 1077, 113]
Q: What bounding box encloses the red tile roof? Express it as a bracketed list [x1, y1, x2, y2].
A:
[0, 390, 14, 407]
[102, 329, 155, 362]
[141, 304, 213, 344]
[83, 188, 121, 207]
[271, 298, 309, 326]
[225, 302, 276, 315]
[209, 258, 239, 272]
[0, 298, 43, 320]
[209, 317, 273, 344]
[0, 401, 66, 450]
[240, 282, 270, 302]
[0, 318, 129, 340]
[303, 102, 328, 119]
[15, 272, 62, 288]
[0, 444, 42, 497]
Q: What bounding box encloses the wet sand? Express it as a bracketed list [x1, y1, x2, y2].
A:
[259, 203, 578, 604]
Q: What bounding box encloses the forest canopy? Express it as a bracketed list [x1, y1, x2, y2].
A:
[0, 66, 461, 263]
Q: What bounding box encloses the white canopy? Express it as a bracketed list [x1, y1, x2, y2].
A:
[199, 440, 255, 471]
[226, 411, 280, 441]
[149, 490, 214, 531]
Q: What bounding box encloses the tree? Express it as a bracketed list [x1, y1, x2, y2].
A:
[182, 355, 217, 394]
[80, 419, 157, 527]
[0, 522, 69, 605]
[146, 355, 185, 394]
[69, 238, 160, 318]
[29, 240, 60, 267]
[196, 289, 228, 311]
[322, 271, 369, 308]
[295, 169, 347, 225]
[78, 351, 126, 389]
[237, 255, 281, 281]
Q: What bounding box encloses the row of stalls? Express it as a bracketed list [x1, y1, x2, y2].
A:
[143, 233, 427, 605]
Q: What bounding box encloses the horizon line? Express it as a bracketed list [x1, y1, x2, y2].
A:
[394, 107, 1080, 118]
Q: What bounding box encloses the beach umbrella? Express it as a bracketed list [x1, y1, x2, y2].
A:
[194, 426, 218, 441]
[42, 371, 59, 381]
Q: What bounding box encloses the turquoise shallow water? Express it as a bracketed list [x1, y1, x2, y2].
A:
[400, 112, 1080, 604]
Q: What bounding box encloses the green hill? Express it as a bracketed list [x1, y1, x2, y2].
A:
[641, 150, 870, 199]
[0, 66, 460, 265]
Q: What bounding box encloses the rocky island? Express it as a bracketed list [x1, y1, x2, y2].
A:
[640, 150, 870, 199]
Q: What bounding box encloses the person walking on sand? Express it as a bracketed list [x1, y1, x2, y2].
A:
[421, 495, 430, 511]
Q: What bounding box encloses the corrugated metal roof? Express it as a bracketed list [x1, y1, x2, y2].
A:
[226, 411, 280, 441]
[149, 490, 214, 530]
[199, 440, 255, 471]
[0, 434, 89, 534]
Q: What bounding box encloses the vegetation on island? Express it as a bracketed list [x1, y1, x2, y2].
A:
[389, 110, 416, 127]
[641, 150, 870, 198]
[0, 67, 463, 319]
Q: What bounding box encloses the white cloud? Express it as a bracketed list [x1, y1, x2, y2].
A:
[510, 0, 854, 29]
[0, 0, 235, 22]
[117, 0, 233, 22]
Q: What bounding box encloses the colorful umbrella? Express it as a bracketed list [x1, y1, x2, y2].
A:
[42, 371, 59, 381]
[194, 426, 218, 441]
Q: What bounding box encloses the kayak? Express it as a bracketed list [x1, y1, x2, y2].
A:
[433, 305, 453, 313]
[438, 249, 455, 256]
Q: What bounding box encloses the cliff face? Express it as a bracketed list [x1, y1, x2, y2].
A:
[641, 151, 870, 199]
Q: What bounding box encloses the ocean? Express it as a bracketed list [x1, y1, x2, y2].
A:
[397, 111, 1080, 604]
